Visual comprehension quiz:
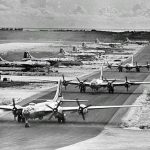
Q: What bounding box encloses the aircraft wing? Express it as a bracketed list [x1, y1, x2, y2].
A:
[137, 64, 150, 68]
[129, 81, 150, 85]
[66, 81, 91, 87]
[20, 64, 39, 68]
[0, 105, 14, 111]
[0, 105, 23, 111]
[107, 64, 119, 68]
[121, 65, 149, 69]
[35, 99, 88, 103]
[113, 81, 150, 86]
[61, 104, 141, 112]
[110, 64, 120, 68]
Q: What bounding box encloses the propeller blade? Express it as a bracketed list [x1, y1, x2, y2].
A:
[125, 76, 127, 82]
[126, 85, 129, 91]
[46, 104, 54, 110]
[62, 74, 65, 81]
[111, 79, 116, 83]
[12, 98, 16, 109]
[56, 101, 61, 109]
[12, 98, 17, 120]
[75, 85, 79, 88]
[81, 112, 85, 120]
[76, 98, 80, 107]
[76, 77, 80, 83]
[146, 62, 149, 70]
[83, 79, 87, 82]
[48, 112, 55, 120]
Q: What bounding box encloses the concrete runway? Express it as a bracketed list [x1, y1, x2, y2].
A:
[0, 45, 150, 150]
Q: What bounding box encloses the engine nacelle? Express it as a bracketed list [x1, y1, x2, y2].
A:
[57, 107, 63, 114]
[78, 104, 88, 114]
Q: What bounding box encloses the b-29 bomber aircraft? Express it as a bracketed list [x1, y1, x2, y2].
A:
[125, 38, 149, 45]
[62, 65, 150, 93]
[0, 56, 50, 71]
[23, 52, 83, 66]
[107, 55, 150, 72]
[0, 80, 141, 128]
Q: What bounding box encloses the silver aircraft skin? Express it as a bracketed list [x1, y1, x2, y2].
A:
[60, 49, 98, 61]
[22, 52, 83, 66]
[94, 38, 123, 48]
[0, 56, 50, 71]
[62, 65, 150, 93]
[107, 55, 150, 72]
[0, 80, 141, 128]
[126, 38, 149, 45]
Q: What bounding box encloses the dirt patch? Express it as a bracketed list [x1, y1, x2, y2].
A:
[120, 89, 150, 129]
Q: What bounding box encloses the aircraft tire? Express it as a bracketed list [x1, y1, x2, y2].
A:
[83, 87, 86, 93]
[58, 118, 61, 123]
[25, 123, 30, 128]
[22, 117, 25, 123]
[136, 68, 140, 72]
[17, 115, 22, 123]
[61, 117, 66, 123]
[111, 88, 114, 94]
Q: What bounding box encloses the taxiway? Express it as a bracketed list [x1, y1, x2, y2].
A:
[0, 45, 150, 150]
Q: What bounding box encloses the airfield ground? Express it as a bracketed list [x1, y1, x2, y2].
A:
[0, 43, 150, 149]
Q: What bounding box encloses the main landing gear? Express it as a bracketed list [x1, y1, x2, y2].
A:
[80, 86, 86, 93]
[57, 113, 66, 123]
[17, 110, 25, 123]
[108, 87, 114, 94]
[25, 119, 30, 128]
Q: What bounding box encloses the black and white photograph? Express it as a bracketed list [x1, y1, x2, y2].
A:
[0, 0, 150, 149]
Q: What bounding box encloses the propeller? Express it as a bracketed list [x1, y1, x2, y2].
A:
[46, 101, 62, 120]
[124, 76, 130, 91]
[12, 98, 18, 121]
[135, 62, 140, 72]
[118, 64, 123, 72]
[105, 78, 116, 93]
[76, 98, 91, 120]
[75, 78, 87, 92]
[46, 62, 51, 74]
[11, 98, 24, 122]
[146, 62, 150, 71]
[62, 75, 72, 90]
[107, 62, 112, 69]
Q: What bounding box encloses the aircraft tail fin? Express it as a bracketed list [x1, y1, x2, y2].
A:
[23, 52, 34, 59]
[95, 38, 100, 44]
[126, 37, 130, 42]
[59, 48, 69, 55]
[0, 57, 5, 62]
[100, 65, 103, 80]
[53, 80, 63, 102]
[131, 55, 134, 65]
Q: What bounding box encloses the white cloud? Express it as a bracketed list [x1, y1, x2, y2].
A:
[0, 0, 150, 29]
[0, 4, 9, 11]
[99, 7, 120, 17]
[72, 5, 86, 14]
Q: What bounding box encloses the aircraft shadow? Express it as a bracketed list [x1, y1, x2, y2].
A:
[62, 90, 143, 95]
[105, 70, 149, 73]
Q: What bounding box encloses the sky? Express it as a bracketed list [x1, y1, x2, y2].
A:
[0, 0, 150, 30]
